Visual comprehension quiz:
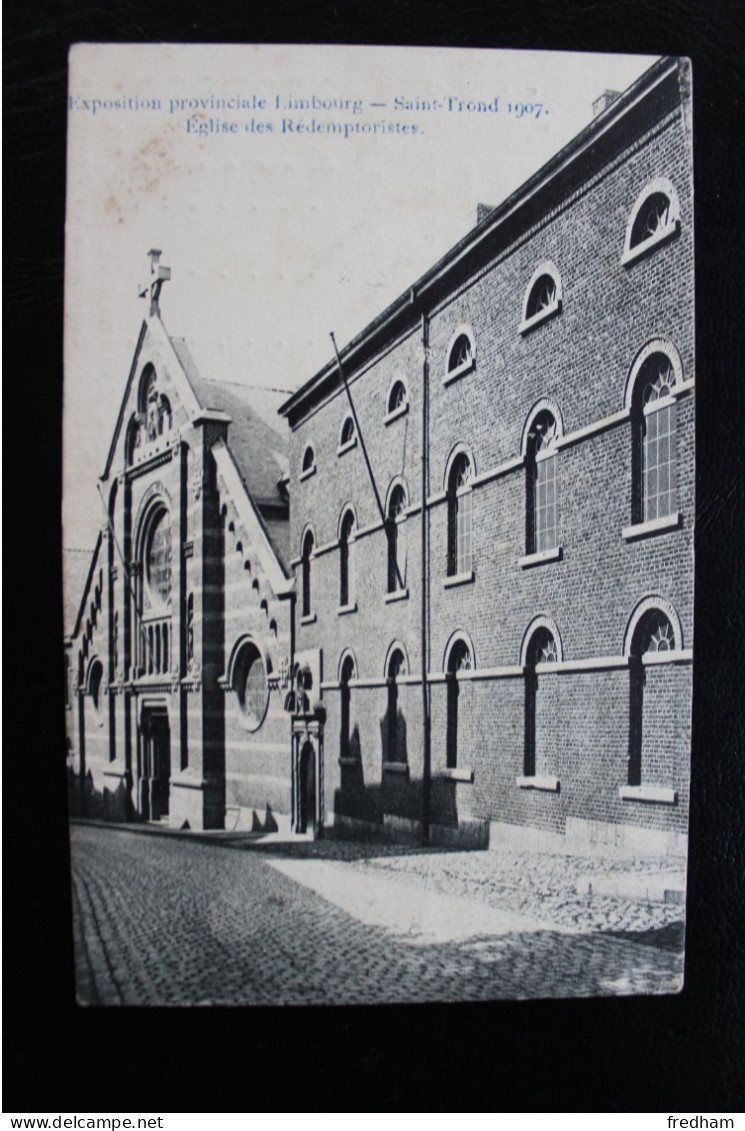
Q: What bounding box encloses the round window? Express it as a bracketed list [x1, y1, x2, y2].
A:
[235, 643, 269, 730]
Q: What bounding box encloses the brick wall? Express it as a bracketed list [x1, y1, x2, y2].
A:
[287, 77, 694, 845]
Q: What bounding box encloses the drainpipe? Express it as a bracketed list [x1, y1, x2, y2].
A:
[420, 308, 431, 845]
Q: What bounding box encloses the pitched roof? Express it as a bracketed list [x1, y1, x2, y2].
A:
[170, 338, 291, 569]
[171, 339, 290, 507]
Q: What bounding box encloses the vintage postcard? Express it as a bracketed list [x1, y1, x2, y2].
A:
[64, 44, 693, 1005]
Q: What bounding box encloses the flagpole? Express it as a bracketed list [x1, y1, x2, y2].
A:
[330, 332, 405, 591]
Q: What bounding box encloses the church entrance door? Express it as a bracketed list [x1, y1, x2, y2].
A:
[298, 741, 315, 834]
[141, 707, 171, 821]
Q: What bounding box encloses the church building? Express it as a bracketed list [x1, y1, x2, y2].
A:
[278, 56, 694, 855]
[66, 254, 294, 832]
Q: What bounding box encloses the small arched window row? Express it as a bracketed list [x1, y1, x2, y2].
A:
[519, 262, 563, 334]
[338, 415, 357, 454]
[622, 178, 681, 265]
[443, 326, 476, 385]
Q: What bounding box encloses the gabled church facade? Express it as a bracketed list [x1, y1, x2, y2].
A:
[66, 256, 294, 831]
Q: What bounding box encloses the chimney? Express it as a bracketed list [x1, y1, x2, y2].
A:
[476, 203, 494, 225]
[592, 90, 621, 118]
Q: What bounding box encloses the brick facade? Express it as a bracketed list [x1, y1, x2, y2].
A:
[279, 57, 694, 855]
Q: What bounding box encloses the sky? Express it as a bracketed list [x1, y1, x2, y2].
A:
[63, 44, 657, 552]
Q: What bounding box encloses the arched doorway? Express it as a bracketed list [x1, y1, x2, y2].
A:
[298, 740, 316, 834]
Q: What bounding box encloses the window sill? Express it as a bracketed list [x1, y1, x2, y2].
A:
[300, 613, 317, 626]
[516, 775, 560, 792]
[384, 403, 409, 426]
[518, 299, 561, 336]
[442, 357, 475, 386]
[518, 545, 562, 569]
[437, 767, 474, 783]
[337, 438, 357, 456]
[619, 784, 677, 805]
[337, 602, 357, 616]
[443, 570, 474, 589]
[622, 512, 681, 541]
[338, 757, 359, 768]
[384, 588, 409, 604]
[621, 220, 679, 266]
[299, 465, 317, 482]
[383, 761, 409, 775]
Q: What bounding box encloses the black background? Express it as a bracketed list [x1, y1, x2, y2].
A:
[4, 0, 744, 1112]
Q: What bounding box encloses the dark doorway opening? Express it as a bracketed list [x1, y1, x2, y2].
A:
[141, 708, 171, 821]
[298, 741, 316, 834]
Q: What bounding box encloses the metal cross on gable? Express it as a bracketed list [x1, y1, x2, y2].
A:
[138, 248, 171, 316]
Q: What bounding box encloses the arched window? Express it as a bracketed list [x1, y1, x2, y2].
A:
[632, 193, 671, 246]
[633, 352, 678, 523]
[301, 529, 314, 617]
[520, 263, 562, 333]
[447, 332, 473, 377]
[89, 659, 104, 717]
[339, 509, 355, 607]
[233, 641, 269, 731]
[627, 608, 677, 787]
[136, 503, 172, 677]
[526, 275, 557, 318]
[145, 508, 172, 607]
[526, 410, 559, 553]
[447, 453, 473, 576]
[339, 415, 356, 450]
[158, 395, 172, 436]
[339, 653, 356, 760]
[385, 648, 407, 764]
[446, 639, 472, 768]
[523, 625, 558, 778]
[386, 484, 407, 593]
[138, 365, 172, 443]
[623, 179, 680, 264]
[387, 379, 408, 417]
[300, 444, 315, 479]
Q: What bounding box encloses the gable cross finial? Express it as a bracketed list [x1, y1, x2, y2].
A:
[138, 248, 171, 317]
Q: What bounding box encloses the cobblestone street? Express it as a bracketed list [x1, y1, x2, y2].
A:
[70, 823, 685, 1006]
